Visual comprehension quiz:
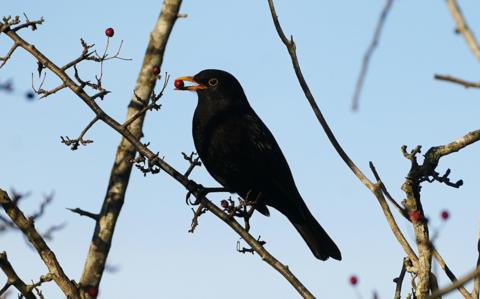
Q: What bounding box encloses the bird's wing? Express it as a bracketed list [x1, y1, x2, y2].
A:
[240, 111, 308, 221]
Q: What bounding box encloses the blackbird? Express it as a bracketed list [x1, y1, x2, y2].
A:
[176, 69, 341, 261]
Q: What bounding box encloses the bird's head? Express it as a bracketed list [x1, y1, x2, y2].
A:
[175, 69, 247, 106]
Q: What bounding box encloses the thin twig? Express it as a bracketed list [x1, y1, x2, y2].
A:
[351, 0, 395, 111]
[0, 43, 18, 68]
[446, 0, 480, 60]
[434, 74, 480, 89]
[473, 225, 480, 299]
[267, 0, 419, 268]
[369, 162, 408, 218]
[393, 258, 408, 299]
[60, 116, 99, 150]
[67, 208, 99, 220]
[432, 249, 471, 298]
[0, 252, 36, 299]
[428, 266, 480, 299]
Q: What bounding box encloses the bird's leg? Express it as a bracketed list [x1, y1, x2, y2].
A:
[185, 180, 231, 205]
[242, 191, 262, 232]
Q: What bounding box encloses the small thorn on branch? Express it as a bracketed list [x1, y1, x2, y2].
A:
[61, 38, 95, 71]
[73, 65, 109, 99]
[67, 207, 98, 221]
[182, 151, 201, 177]
[123, 74, 169, 128]
[133, 153, 161, 176]
[60, 116, 99, 150]
[236, 236, 266, 255]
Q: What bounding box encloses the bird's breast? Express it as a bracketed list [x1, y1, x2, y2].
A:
[192, 106, 251, 189]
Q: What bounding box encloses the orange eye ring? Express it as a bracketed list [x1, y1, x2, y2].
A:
[208, 78, 218, 87]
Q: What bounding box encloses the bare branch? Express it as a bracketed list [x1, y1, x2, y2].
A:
[60, 116, 99, 150]
[11, 15, 44, 32]
[42, 223, 66, 241]
[351, 0, 395, 111]
[122, 75, 168, 129]
[66, 207, 99, 221]
[0, 189, 79, 298]
[393, 258, 408, 299]
[29, 193, 53, 221]
[0, 252, 36, 299]
[369, 162, 408, 218]
[0, 16, 21, 32]
[473, 226, 480, 299]
[182, 152, 201, 177]
[445, 0, 480, 60]
[61, 39, 95, 71]
[267, 0, 375, 193]
[0, 43, 18, 68]
[428, 266, 480, 299]
[434, 74, 480, 89]
[267, 0, 420, 270]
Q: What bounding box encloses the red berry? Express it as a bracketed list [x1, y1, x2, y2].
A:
[349, 275, 358, 286]
[220, 200, 229, 209]
[105, 27, 114, 37]
[152, 66, 160, 75]
[86, 286, 98, 297]
[440, 210, 449, 221]
[174, 79, 184, 89]
[409, 211, 422, 223]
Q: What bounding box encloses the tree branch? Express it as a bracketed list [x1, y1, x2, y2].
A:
[473, 227, 480, 299]
[428, 266, 480, 299]
[351, 0, 395, 111]
[267, 0, 419, 268]
[434, 74, 480, 89]
[445, 0, 480, 60]
[76, 0, 183, 295]
[0, 252, 36, 299]
[0, 189, 79, 298]
[393, 257, 407, 299]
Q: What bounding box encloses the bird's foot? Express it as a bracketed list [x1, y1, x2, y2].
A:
[185, 180, 230, 205]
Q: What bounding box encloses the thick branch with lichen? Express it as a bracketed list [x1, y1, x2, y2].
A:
[0, 189, 79, 299]
[78, 0, 183, 296]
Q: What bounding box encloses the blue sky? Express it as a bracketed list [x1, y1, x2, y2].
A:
[1, 1, 480, 298]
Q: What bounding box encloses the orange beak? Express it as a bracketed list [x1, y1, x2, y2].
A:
[175, 76, 208, 91]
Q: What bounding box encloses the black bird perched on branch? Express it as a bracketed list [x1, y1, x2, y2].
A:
[175, 69, 341, 261]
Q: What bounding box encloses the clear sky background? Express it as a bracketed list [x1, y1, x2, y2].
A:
[1, 1, 480, 298]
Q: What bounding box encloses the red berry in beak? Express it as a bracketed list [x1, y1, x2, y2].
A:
[174, 79, 184, 89]
[152, 66, 160, 75]
[105, 27, 114, 37]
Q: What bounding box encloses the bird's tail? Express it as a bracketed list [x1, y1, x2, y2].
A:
[290, 211, 342, 261]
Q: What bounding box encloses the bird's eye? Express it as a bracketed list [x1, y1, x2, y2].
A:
[208, 78, 218, 87]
